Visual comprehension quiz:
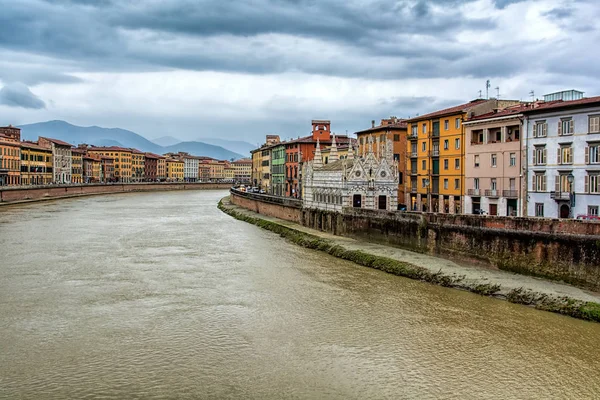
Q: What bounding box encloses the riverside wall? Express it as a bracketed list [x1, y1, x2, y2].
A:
[0, 182, 231, 204]
[229, 190, 600, 291]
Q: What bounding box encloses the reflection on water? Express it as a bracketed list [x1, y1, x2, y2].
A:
[1, 191, 599, 399]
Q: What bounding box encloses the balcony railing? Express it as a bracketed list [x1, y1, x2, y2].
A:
[467, 189, 481, 196]
[485, 189, 499, 198]
[410, 152, 418, 158]
[411, 187, 417, 193]
[410, 169, 418, 175]
[550, 191, 571, 201]
[409, 133, 418, 140]
[430, 150, 440, 157]
[502, 190, 518, 198]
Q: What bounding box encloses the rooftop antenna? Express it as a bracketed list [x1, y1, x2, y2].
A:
[486, 80, 491, 99]
[478, 90, 482, 98]
[529, 90, 535, 101]
[495, 86, 500, 99]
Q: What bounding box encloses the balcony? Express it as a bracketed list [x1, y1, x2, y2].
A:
[550, 191, 571, 201]
[430, 150, 440, 157]
[503, 190, 518, 198]
[410, 151, 418, 158]
[485, 189, 499, 198]
[410, 169, 418, 175]
[409, 133, 418, 140]
[411, 187, 417, 193]
[467, 189, 481, 196]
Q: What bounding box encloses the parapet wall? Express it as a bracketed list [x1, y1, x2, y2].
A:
[229, 190, 302, 223]
[229, 190, 600, 290]
[0, 182, 231, 204]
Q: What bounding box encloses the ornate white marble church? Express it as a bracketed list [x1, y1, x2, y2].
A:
[302, 136, 399, 212]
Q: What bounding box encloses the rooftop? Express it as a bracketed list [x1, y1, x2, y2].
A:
[405, 99, 489, 122]
[39, 136, 73, 147]
[355, 121, 407, 135]
[465, 103, 532, 122]
[521, 96, 600, 114]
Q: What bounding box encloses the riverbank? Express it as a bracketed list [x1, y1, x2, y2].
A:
[0, 182, 231, 206]
[219, 196, 600, 323]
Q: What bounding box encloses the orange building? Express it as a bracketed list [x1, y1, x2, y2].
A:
[355, 117, 408, 207]
[87, 146, 132, 182]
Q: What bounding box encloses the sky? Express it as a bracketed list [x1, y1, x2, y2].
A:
[1, 0, 599, 144]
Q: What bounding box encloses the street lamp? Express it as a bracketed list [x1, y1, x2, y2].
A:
[567, 173, 575, 218]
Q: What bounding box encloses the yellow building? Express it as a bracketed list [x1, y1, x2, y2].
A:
[71, 148, 84, 183]
[0, 126, 21, 186]
[224, 163, 235, 181]
[232, 158, 252, 183]
[405, 99, 518, 213]
[251, 149, 262, 188]
[165, 158, 184, 181]
[83, 154, 102, 183]
[260, 147, 271, 191]
[87, 146, 132, 182]
[131, 150, 145, 182]
[20, 141, 53, 185]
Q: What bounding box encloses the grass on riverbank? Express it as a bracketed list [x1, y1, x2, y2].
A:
[219, 197, 600, 323]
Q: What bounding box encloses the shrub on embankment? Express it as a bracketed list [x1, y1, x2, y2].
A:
[218, 198, 600, 323]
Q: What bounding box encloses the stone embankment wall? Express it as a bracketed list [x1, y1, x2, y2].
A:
[229, 190, 302, 223]
[229, 190, 600, 291]
[0, 182, 231, 204]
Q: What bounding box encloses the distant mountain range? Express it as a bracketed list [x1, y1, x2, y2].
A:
[151, 136, 255, 157]
[17, 121, 245, 160]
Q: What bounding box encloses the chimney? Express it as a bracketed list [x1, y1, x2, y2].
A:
[371, 120, 375, 128]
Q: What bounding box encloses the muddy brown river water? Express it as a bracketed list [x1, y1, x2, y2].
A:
[1, 190, 599, 399]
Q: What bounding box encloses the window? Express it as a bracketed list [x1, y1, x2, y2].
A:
[411, 125, 418, 135]
[444, 120, 449, 130]
[588, 174, 600, 194]
[444, 139, 449, 150]
[422, 123, 426, 134]
[455, 179, 460, 189]
[422, 142, 426, 152]
[455, 138, 460, 149]
[586, 144, 600, 164]
[509, 178, 516, 190]
[589, 206, 599, 216]
[491, 154, 497, 167]
[422, 178, 428, 188]
[509, 153, 516, 166]
[533, 146, 546, 165]
[393, 154, 400, 162]
[422, 160, 426, 170]
[455, 158, 460, 169]
[444, 179, 448, 189]
[533, 173, 546, 192]
[535, 203, 544, 217]
[558, 146, 573, 164]
[474, 155, 480, 167]
[393, 134, 400, 142]
[589, 116, 600, 133]
[444, 159, 449, 170]
[474, 178, 480, 189]
[534, 122, 547, 137]
[559, 118, 574, 136]
[455, 118, 460, 129]
[491, 178, 497, 190]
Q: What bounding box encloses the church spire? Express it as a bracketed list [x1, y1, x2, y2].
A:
[313, 139, 323, 168]
[329, 135, 339, 163]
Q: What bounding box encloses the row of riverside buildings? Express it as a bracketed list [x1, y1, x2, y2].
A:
[0, 126, 252, 186]
[250, 89, 600, 219]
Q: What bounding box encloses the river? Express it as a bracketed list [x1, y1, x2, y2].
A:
[1, 190, 599, 399]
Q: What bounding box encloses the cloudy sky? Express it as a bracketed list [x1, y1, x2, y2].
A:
[0, 0, 598, 144]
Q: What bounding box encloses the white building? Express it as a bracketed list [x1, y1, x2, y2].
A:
[183, 156, 199, 182]
[303, 136, 398, 212]
[38, 136, 72, 184]
[522, 93, 600, 218]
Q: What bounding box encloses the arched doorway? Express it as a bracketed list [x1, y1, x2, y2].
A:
[560, 204, 570, 218]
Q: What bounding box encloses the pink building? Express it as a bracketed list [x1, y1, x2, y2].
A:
[463, 104, 528, 216]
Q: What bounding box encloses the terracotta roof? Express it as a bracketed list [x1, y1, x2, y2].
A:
[71, 148, 86, 154]
[285, 134, 351, 145]
[355, 121, 407, 135]
[144, 152, 165, 159]
[40, 136, 73, 147]
[405, 99, 489, 122]
[521, 96, 600, 114]
[465, 103, 531, 122]
[20, 141, 51, 151]
[0, 138, 21, 147]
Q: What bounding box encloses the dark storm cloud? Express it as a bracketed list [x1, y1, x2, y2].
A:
[0, 83, 46, 109]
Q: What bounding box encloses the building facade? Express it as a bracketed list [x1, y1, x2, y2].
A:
[20, 141, 53, 185]
[355, 117, 408, 207]
[0, 137, 21, 186]
[165, 158, 184, 181]
[131, 150, 145, 182]
[271, 144, 286, 196]
[463, 105, 526, 216]
[405, 99, 519, 213]
[232, 159, 252, 183]
[39, 137, 72, 184]
[303, 138, 399, 212]
[71, 148, 84, 183]
[87, 147, 132, 182]
[183, 156, 199, 182]
[522, 95, 600, 218]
